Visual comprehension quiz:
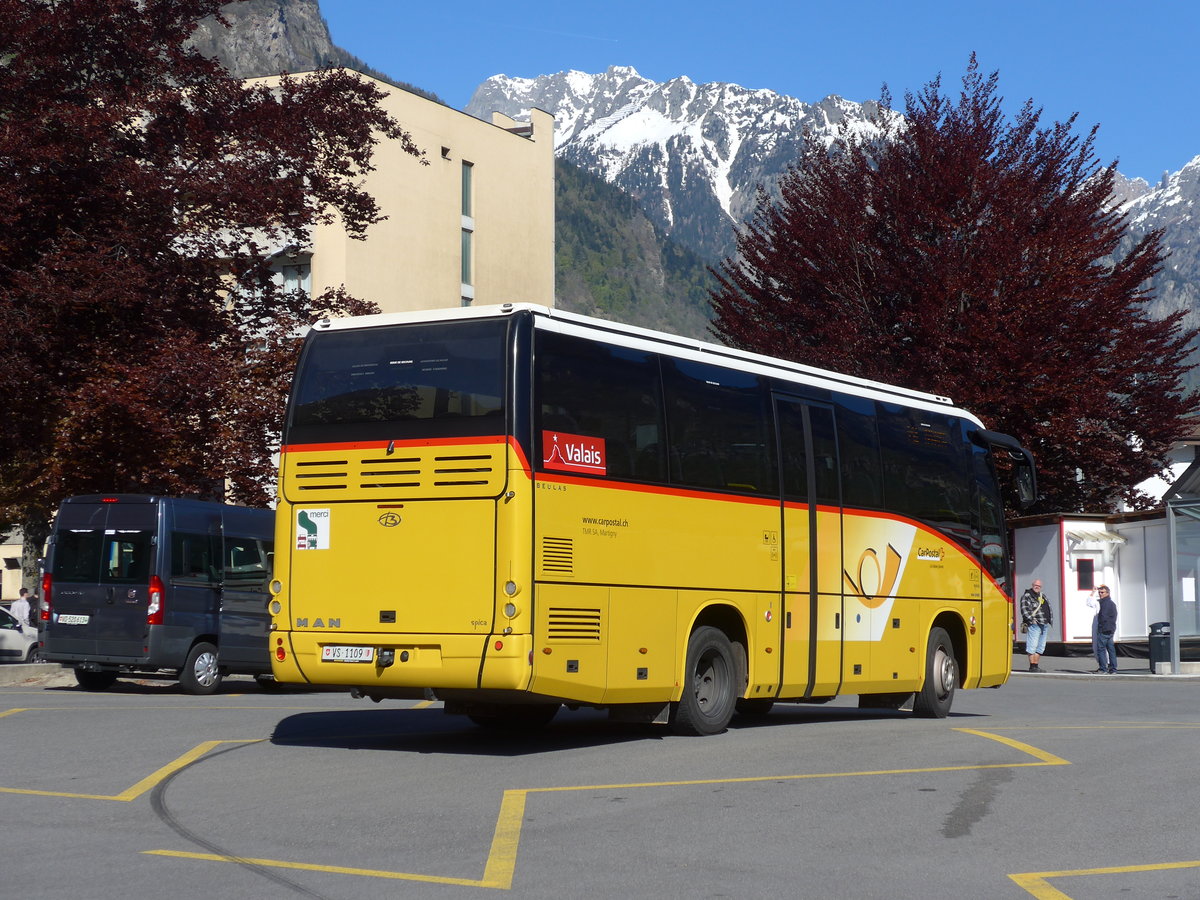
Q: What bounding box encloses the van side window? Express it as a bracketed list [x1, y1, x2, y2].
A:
[171, 532, 220, 584]
[223, 538, 273, 592]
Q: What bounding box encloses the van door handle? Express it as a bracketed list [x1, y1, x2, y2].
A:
[105, 587, 115, 605]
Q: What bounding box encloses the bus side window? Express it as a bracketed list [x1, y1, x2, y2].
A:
[662, 359, 776, 495]
[877, 403, 972, 541]
[835, 398, 883, 509]
[535, 331, 666, 482]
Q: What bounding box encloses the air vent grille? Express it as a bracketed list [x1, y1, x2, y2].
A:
[286, 450, 502, 498]
[547, 607, 602, 642]
[541, 537, 574, 576]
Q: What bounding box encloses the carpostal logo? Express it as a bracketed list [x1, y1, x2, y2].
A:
[542, 430, 607, 475]
[917, 547, 945, 562]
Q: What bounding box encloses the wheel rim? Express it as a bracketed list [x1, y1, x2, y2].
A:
[194, 650, 219, 687]
[693, 648, 728, 717]
[931, 646, 955, 701]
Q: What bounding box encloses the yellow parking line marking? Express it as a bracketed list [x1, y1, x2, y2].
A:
[411, 700, 435, 709]
[143, 849, 497, 887]
[0, 708, 26, 718]
[113, 740, 261, 801]
[481, 790, 527, 889]
[145, 728, 1068, 889]
[0, 740, 261, 801]
[954, 728, 1071, 765]
[1010, 860, 1200, 899]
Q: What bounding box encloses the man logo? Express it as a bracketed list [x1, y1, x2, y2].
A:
[378, 512, 402, 527]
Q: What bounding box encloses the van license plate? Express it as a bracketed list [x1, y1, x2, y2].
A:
[58, 614, 90, 625]
[321, 645, 375, 663]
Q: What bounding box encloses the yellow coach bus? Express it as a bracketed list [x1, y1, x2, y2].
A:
[269, 304, 1036, 735]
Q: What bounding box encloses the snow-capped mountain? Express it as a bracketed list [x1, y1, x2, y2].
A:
[1123, 157, 1200, 356]
[467, 65, 886, 261]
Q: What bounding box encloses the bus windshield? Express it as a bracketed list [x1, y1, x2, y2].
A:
[286, 319, 508, 444]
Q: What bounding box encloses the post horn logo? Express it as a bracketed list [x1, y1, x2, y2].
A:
[844, 544, 902, 609]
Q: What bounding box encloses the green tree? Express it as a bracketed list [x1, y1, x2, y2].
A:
[0, 0, 423, 582]
[711, 56, 1197, 513]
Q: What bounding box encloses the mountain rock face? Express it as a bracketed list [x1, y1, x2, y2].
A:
[1123, 158, 1200, 374]
[467, 66, 885, 262]
[192, 1, 440, 100]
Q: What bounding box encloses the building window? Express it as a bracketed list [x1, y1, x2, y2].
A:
[1077, 558, 1095, 590]
[461, 161, 474, 300]
[461, 228, 473, 286]
[461, 161, 473, 217]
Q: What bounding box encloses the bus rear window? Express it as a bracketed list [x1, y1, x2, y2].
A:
[287, 319, 507, 444]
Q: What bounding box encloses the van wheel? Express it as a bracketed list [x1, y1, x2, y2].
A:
[179, 642, 221, 695]
[670, 626, 737, 736]
[75, 668, 117, 691]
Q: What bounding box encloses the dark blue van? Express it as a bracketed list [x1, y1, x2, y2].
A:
[42, 495, 275, 694]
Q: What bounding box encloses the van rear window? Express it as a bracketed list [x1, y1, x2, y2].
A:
[56, 529, 153, 584]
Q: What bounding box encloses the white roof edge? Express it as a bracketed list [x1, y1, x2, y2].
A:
[311, 303, 982, 425]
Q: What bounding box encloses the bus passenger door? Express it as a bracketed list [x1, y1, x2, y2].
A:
[776, 398, 843, 699]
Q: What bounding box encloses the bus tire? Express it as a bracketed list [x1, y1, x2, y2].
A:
[913, 627, 956, 718]
[671, 626, 737, 736]
[74, 668, 117, 691]
[179, 642, 222, 695]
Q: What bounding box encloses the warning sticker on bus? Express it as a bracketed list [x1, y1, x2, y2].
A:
[542, 431, 607, 476]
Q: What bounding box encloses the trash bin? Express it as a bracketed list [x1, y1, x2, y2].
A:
[1148, 621, 1171, 672]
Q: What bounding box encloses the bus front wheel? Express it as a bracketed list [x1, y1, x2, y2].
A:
[913, 627, 956, 718]
[671, 626, 737, 736]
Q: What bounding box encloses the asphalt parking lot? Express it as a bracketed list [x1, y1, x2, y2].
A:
[3, 661, 1199, 900]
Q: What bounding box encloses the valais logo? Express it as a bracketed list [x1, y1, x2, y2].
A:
[542, 431, 607, 475]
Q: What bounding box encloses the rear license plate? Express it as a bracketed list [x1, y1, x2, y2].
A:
[321, 645, 375, 663]
[57, 614, 90, 625]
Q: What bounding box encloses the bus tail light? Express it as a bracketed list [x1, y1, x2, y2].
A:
[40, 573, 52, 621]
[146, 575, 165, 625]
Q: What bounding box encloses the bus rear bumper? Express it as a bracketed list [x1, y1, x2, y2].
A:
[272, 631, 532, 691]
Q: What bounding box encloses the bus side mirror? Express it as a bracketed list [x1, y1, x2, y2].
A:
[1016, 465, 1036, 509]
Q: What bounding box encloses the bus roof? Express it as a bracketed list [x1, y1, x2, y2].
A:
[310, 304, 980, 424]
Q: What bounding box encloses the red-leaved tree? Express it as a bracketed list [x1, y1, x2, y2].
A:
[711, 56, 1197, 514]
[0, 0, 423, 579]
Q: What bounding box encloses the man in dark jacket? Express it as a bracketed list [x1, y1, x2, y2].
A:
[1094, 586, 1118, 674]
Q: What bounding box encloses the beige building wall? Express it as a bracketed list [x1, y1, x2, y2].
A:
[304, 74, 555, 313]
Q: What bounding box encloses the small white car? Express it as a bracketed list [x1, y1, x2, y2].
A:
[0, 606, 42, 664]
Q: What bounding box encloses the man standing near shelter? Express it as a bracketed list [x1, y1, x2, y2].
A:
[1020, 579, 1054, 672]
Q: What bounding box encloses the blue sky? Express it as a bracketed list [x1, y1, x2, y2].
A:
[321, 0, 1198, 184]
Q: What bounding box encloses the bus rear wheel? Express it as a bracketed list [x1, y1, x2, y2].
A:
[671, 626, 737, 736]
[913, 627, 956, 718]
